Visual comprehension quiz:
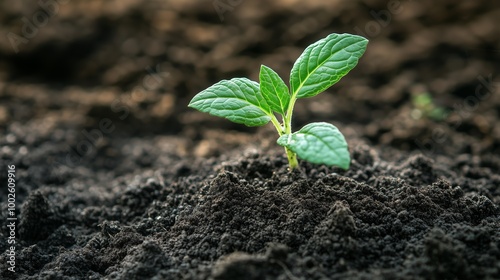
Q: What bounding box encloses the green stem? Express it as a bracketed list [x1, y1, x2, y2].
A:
[285, 147, 299, 169]
[269, 115, 284, 135]
[269, 112, 299, 170]
[283, 95, 299, 170]
[285, 97, 297, 134]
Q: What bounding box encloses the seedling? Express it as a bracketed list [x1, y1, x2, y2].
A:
[411, 92, 448, 121]
[189, 33, 368, 170]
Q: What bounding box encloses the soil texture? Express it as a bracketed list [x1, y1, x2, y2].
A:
[0, 0, 499, 279]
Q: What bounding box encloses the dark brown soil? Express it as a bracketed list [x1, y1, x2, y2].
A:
[1, 0, 499, 279]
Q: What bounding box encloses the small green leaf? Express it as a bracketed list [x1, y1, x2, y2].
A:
[277, 122, 350, 169]
[259, 65, 290, 115]
[290, 33, 368, 99]
[188, 78, 272, 127]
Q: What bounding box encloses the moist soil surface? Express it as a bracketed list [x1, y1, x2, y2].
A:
[1, 0, 500, 279]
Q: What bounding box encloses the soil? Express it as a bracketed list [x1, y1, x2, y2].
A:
[1, 0, 500, 279]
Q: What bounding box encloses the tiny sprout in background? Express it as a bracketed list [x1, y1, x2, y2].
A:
[411, 92, 448, 121]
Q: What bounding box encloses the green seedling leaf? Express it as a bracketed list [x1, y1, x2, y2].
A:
[290, 33, 368, 99]
[188, 32, 368, 171]
[188, 78, 272, 127]
[259, 65, 290, 115]
[277, 122, 350, 169]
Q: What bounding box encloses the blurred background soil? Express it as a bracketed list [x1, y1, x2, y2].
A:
[1, 0, 499, 153]
[0, 0, 499, 279]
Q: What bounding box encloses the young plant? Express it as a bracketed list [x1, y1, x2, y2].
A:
[411, 92, 448, 121]
[189, 33, 368, 170]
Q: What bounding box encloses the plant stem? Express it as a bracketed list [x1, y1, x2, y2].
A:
[269, 114, 298, 169]
[283, 96, 300, 170]
[285, 147, 299, 169]
[270, 115, 284, 135]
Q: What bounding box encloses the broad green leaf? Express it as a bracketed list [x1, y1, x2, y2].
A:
[259, 65, 290, 115]
[188, 78, 272, 127]
[290, 33, 368, 99]
[277, 122, 350, 169]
